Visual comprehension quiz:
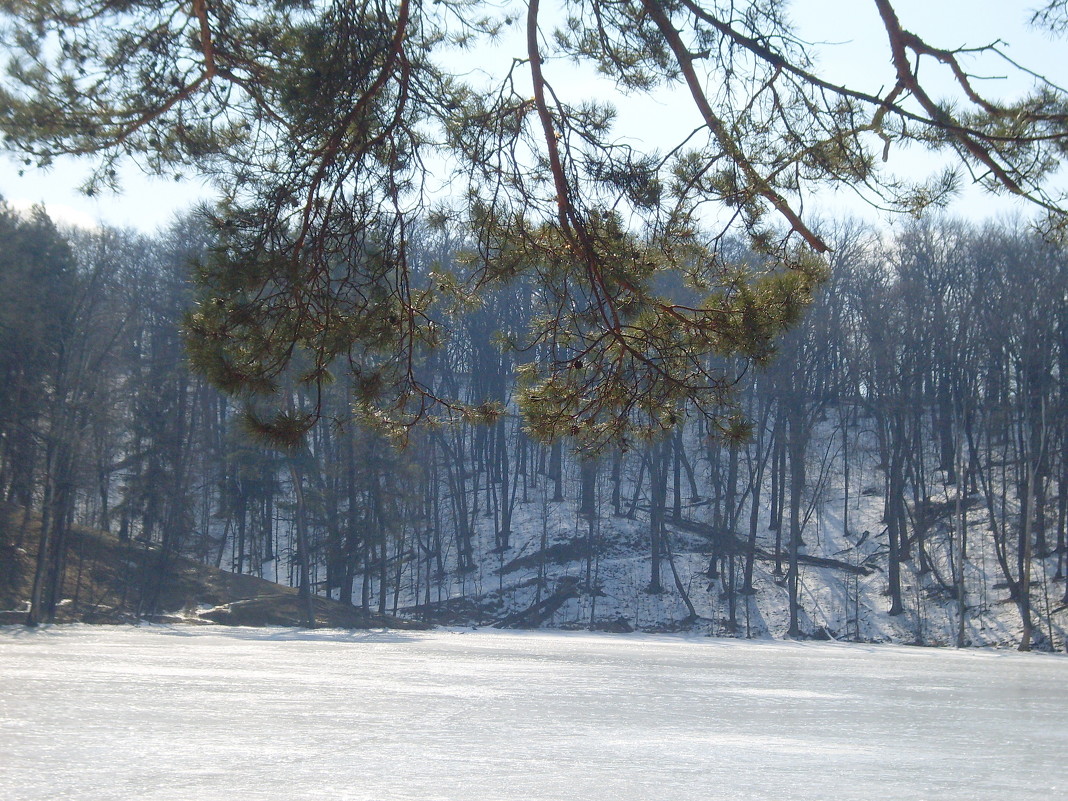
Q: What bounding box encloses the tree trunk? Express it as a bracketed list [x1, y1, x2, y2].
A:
[289, 461, 316, 629]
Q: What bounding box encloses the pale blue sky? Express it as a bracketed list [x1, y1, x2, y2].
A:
[3, 0, 1064, 231]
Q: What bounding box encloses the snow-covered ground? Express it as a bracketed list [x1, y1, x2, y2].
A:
[2, 625, 1066, 800]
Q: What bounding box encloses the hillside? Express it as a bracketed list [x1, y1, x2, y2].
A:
[385, 438, 1068, 649]
[5, 419, 1067, 651]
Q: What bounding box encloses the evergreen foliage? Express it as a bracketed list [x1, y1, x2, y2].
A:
[2, 1, 1066, 445]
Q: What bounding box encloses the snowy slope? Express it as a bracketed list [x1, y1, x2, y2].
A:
[386, 420, 1067, 651]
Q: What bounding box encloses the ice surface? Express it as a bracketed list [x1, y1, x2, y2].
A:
[1, 625, 1066, 801]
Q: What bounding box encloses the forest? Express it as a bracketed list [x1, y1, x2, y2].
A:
[5, 4, 1068, 800]
[2, 199, 1065, 651]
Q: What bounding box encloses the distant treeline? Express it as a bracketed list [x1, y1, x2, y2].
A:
[1, 202, 1065, 648]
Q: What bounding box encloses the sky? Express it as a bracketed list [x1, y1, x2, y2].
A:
[2, 0, 1064, 232]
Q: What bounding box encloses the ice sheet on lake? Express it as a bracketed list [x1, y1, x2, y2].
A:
[1, 625, 1066, 801]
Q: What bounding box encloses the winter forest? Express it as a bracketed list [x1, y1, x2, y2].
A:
[3, 201, 1066, 652]
[5, 0, 1068, 795]
[3, 0, 1068, 653]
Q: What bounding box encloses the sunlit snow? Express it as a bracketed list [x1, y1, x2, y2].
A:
[2, 625, 1066, 800]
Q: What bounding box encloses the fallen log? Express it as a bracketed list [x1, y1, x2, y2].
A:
[666, 514, 874, 576]
[493, 577, 581, 629]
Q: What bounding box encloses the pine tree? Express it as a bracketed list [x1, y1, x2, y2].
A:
[1, 1, 1065, 448]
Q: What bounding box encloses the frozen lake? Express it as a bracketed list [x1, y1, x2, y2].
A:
[1, 625, 1066, 801]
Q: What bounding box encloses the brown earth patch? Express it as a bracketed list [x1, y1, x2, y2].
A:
[0, 503, 427, 631]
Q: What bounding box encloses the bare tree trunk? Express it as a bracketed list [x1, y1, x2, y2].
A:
[289, 461, 316, 629]
[647, 442, 667, 594]
[787, 403, 806, 637]
[549, 440, 564, 502]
